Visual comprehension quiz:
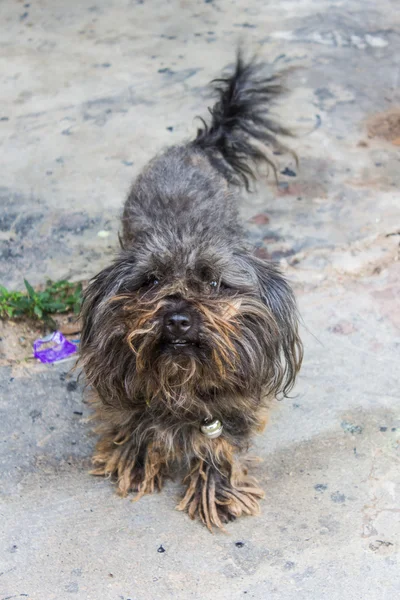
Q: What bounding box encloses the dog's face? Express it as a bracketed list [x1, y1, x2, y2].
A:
[80, 241, 302, 413]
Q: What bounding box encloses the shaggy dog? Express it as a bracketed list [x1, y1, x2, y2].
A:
[80, 53, 303, 531]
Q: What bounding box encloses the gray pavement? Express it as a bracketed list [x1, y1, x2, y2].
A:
[1, 0, 399, 598]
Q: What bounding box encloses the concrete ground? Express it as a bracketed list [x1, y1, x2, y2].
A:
[1, 0, 400, 598]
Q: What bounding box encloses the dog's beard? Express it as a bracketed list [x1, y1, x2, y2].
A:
[112, 290, 285, 414]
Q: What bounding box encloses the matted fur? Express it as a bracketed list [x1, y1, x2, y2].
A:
[80, 52, 303, 531]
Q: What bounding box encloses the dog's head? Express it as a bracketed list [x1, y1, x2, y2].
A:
[80, 239, 302, 413]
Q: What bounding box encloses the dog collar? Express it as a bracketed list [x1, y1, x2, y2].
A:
[200, 417, 223, 439]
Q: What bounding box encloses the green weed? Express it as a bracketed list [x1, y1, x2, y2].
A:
[0, 279, 82, 325]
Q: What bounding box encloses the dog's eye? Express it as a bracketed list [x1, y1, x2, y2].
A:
[210, 280, 218, 288]
[147, 275, 159, 287]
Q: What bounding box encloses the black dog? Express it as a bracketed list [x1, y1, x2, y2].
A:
[80, 53, 303, 531]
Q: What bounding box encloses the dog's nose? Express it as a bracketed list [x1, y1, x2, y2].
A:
[164, 312, 192, 338]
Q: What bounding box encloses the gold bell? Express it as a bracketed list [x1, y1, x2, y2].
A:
[200, 417, 223, 439]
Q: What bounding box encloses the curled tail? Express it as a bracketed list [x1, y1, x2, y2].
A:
[193, 52, 294, 190]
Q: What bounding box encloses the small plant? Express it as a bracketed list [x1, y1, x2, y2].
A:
[0, 279, 82, 325]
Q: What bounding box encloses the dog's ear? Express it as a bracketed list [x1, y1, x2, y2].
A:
[235, 250, 303, 396]
[80, 252, 137, 348]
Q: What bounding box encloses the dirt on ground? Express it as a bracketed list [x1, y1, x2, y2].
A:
[367, 108, 400, 144]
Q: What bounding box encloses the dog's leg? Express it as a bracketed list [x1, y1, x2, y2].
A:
[133, 443, 167, 501]
[90, 428, 166, 499]
[177, 440, 264, 531]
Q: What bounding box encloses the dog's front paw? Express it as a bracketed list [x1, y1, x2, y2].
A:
[90, 436, 165, 499]
[91, 451, 147, 498]
[177, 460, 264, 531]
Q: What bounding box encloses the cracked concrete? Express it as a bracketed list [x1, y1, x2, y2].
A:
[0, 0, 400, 599]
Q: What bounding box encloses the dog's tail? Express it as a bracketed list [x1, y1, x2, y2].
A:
[193, 52, 294, 190]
